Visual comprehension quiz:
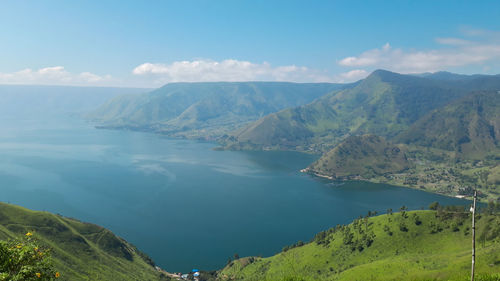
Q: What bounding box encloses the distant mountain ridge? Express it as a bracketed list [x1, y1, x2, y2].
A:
[0, 85, 148, 118]
[87, 82, 348, 139]
[86, 70, 500, 200]
[225, 70, 500, 151]
[303, 90, 500, 201]
[395, 90, 500, 159]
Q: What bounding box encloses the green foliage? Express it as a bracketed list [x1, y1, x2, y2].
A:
[0, 233, 59, 281]
[429, 201, 440, 210]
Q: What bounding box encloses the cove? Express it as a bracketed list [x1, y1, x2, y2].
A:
[0, 116, 469, 272]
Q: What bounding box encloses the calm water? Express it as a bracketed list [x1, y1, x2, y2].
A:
[0, 116, 469, 272]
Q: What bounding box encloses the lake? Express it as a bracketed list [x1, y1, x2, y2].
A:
[0, 115, 469, 272]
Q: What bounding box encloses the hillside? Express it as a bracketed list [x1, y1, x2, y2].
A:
[224, 70, 500, 152]
[305, 135, 409, 179]
[219, 209, 500, 281]
[0, 202, 168, 281]
[87, 82, 346, 139]
[300, 91, 499, 201]
[395, 91, 500, 160]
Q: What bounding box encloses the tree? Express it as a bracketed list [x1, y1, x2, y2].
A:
[399, 222, 408, 232]
[413, 214, 422, 225]
[387, 208, 393, 215]
[429, 202, 440, 210]
[400, 206, 408, 218]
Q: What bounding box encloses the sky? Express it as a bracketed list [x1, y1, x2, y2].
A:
[1, 0, 500, 87]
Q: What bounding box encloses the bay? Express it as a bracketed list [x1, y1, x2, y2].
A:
[0, 115, 469, 272]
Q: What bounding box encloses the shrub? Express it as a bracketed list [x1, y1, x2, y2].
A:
[0, 232, 60, 281]
[429, 201, 440, 210]
[399, 222, 408, 232]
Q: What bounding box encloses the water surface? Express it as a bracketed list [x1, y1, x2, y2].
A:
[0, 116, 469, 272]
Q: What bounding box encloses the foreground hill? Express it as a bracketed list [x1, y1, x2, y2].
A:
[224, 70, 500, 152]
[87, 82, 346, 139]
[305, 135, 410, 180]
[219, 209, 500, 281]
[0, 202, 168, 281]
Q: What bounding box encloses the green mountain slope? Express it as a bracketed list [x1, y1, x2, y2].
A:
[301, 91, 499, 201]
[225, 70, 500, 152]
[0, 202, 168, 281]
[219, 209, 500, 281]
[305, 135, 409, 179]
[87, 82, 346, 139]
[395, 91, 500, 160]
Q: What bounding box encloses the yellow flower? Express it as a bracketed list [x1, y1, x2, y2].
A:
[26, 232, 33, 236]
[34, 247, 39, 251]
[16, 244, 22, 249]
[36, 272, 41, 278]
[39, 251, 43, 256]
[55, 272, 60, 278]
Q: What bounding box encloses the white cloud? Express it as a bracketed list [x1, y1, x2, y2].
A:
[0, 66, 113, 86]
[435, 37, 472, 46]
[132, 59, 333, 84]
[338, 34, 500, 73]
[333, 69, 369, 83]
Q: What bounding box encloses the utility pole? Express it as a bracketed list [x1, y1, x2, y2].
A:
[471, 189, 477, 281]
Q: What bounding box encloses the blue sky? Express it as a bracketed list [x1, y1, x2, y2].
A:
[1, 0, 499, 87]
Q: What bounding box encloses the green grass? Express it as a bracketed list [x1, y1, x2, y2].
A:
[219, 210, 500, 281]
[307, 134, 409, 179]
[0, 202, 169, 281]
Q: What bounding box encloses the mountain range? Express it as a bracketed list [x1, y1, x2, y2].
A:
[0, 85, 147, 118]
[87, 70, 500, 200]
[224, 70, 500, 152]
[87, 82, 348, 139]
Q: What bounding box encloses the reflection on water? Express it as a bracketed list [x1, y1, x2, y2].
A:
[0, 116, 470, 272]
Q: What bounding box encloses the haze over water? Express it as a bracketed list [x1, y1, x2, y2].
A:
[0, 115, 468, 272]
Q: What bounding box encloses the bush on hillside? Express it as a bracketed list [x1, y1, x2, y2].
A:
[0, 232, 59, 281]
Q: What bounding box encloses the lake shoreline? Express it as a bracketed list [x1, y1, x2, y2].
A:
[300, 167, 474, 203]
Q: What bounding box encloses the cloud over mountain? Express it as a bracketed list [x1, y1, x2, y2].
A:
[0, 66, 113, 86]
[132, 59, 333, 84]
[338, 30, 500, 73]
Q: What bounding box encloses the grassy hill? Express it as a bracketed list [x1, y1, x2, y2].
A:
[301, 91, 499, 201]
[87, 82, 346, 139]
[219, 208, 500, 281]
[0, 202, 168, 281]
[305, 135, 410, 180]
[395, 91, 500, 160]
[225, 70, 500, 152]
